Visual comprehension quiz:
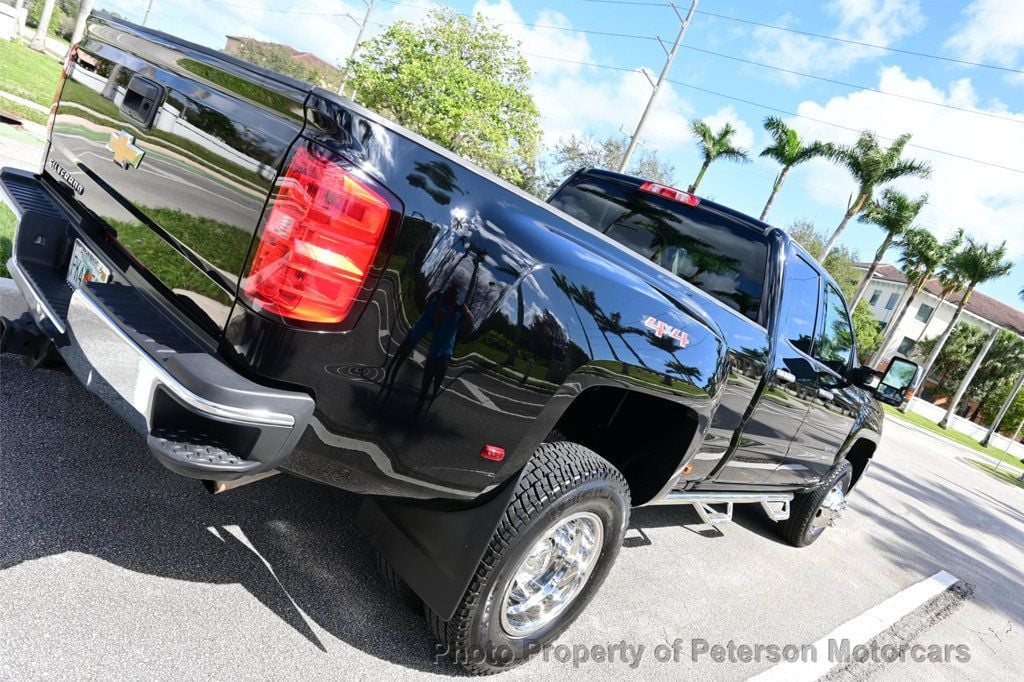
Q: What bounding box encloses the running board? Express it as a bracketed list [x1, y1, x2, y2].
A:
[650, 491, 794, 526]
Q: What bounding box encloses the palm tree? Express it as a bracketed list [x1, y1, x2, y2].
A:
[688, 118, 750, 193]
[821, 131, 931, 258]
[758, 116, 829, 221]
[913, 239, 1013, 394]
[869, 227, 961, 365]
[850, 190, 928, 308]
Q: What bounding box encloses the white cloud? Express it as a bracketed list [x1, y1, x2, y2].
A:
[786, 66, 1024, 255]
[946, 0, 1024, 77]
[471, 0, 592, 77]
[745, 0, 926, 84]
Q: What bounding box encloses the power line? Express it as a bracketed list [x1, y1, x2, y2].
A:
[521, 52, 1024, 175]
[690, 8, 1024, 74]
[676, 44, 1023, 125]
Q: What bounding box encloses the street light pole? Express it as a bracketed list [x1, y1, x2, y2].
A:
[142, 0, 155, 26]
[617, 0, 699, 174]
[338, 0, 376, 98]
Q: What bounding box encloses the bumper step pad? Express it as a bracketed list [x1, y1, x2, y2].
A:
[149, 428, 260, 474]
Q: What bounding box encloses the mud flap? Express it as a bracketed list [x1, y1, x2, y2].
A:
[356, 471, 525, 621]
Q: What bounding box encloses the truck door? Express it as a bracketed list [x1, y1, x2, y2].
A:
[711, 252, 820, 486]
[774, 282, 858, 485]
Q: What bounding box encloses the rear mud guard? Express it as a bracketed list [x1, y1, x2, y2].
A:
[356, 471, 525, 621]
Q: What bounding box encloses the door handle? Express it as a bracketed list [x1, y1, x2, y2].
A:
[817, 388, 835, 401]
[775, 369, 796, 384]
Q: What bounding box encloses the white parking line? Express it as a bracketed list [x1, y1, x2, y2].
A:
[748, 570, 960, 682]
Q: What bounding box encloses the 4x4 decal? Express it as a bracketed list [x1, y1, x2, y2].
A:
[644, 316, 689, 348]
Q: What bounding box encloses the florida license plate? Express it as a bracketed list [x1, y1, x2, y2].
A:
[66, 239, 111, 289]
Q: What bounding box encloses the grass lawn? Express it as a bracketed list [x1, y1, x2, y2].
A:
[107, 206, 253, 305]
[883, 404, 1024, 471]
[0, 39, 61, 107]
[0, 95, 48, 126]
[966, 459, 1024, 490]
[0, 201, 15, 278]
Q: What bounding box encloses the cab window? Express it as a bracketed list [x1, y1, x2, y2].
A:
[815, 284, 854, 374]
[780, 255, 819, 354]
[549, 174, 769, 322]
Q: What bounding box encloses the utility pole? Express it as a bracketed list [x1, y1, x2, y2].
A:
[617, 0, 699, 174]
[338, 0, 376, 98]
[938, 326, 998, 430]
[980, 367, 1024, 447]
[142, 0, 155, 26]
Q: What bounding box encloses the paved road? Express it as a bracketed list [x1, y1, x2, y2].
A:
[1, 346, 1022, 680]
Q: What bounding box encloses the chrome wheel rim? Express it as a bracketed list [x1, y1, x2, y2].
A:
[499, 511, 604, 637]
[809, 482, 847, 536]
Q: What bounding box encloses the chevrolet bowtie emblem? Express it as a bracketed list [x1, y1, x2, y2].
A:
[106, 130, 145, 169]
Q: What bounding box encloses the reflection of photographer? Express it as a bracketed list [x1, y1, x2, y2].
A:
[381, 284, 474, 413]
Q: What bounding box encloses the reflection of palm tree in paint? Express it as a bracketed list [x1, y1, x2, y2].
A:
[648, 331, 701, 385]
[406, 160, 464, 206]
[550, 272, 645, 374]
[552, 271, 594, 358]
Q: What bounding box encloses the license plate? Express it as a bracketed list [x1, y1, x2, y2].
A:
[66, 239, 111, 289]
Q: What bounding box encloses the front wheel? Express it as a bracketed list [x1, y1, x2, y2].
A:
[427, 442, 630, 674]
[778, 460, 852, 547]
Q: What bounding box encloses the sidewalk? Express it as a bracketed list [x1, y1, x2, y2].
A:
[0, 120, 45, 171]
[885, 414, 1024, 474]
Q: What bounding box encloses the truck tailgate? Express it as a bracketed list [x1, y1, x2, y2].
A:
[45, 14, 309, 335]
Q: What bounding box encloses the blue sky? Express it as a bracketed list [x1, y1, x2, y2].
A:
[97, 0, 1023, 307]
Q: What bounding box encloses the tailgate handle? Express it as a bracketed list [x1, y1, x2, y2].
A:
[120, 75, 163, 128]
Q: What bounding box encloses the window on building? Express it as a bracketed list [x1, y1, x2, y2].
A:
[869, 289, 881, 305]
[897, 336, 915, 356]
[914, 303, 934, 322]
[885, 292, 899, 310]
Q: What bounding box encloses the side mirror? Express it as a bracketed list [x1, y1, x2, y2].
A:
[874, 357, 921, 406]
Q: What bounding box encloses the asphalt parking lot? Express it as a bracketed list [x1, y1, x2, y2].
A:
[2, 341, 1022, 680]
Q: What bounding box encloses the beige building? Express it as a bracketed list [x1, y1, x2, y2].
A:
[856, 263, 1024, 395]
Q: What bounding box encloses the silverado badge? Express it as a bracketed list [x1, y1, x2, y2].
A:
[106, 130, 145, 169]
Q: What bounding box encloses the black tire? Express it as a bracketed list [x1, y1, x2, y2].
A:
[427, 442, 630, 674]
[372, 548, 420, 608]
[778, 460, 853, 548]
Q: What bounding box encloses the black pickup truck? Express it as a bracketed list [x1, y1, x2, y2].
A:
[0, 13, 919, 673]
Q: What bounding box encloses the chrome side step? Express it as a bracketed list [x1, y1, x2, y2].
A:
[650, 491, 794, 526]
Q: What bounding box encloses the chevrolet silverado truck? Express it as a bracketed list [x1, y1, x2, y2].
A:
[0, 13, 920, 674]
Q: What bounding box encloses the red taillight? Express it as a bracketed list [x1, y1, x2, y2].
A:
[640, 181, 700, 207]
[243, 145, 393, 324]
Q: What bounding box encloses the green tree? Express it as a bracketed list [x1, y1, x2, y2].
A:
[915, 238, 1013, 390]
[917, 322, 986, 397]
[28, 0, 64, 36]
[236, 41, 336, 88]
[850, 189, 928, 308]
[869, 227, 962, 365]
[542, 132, 675, 196]
[687, 118, 750, 193]
[966, 331, 1024, 416]
[758, 116, 829, 221]
[980, 375, 1024, 435]
[821, 131, 931, 258]
[785, 220, 882, 356]
[348, 9, 541, 189]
